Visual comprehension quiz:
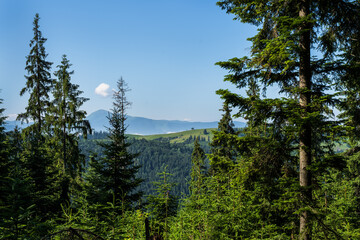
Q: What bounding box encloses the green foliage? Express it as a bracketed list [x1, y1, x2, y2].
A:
[0, 100, 44, 239]
[190, 137, 206, 199]
[147, 167, 178, 240]
[0, 97, 8, 201]
[0, 130, 34, 239]
[43, 195, 147, 239]
[211, 0, 360, 238]
[209, 102, 237, 174]
[79, 135, 211, 197]
[20, 131, 60, 220]
[167, 1, 360, 238]
[312, 150, 360, 239]
[47, 54, 91, 204]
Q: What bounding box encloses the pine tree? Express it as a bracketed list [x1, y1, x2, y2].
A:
[190, 137, 206, 200]
[49, 55, 91, 204]
[15, 13, 56, 220]
[147, 167, 178, 240]
[0, 98, 35, 238]
[209, 102, 237, 174]
[175, 137, 208, 240]
[17, 13, 53, 133]
[0, 97, 10, 228]
[86, 78, 142, 209]
[215, 0, 360, 238]
[0, 128, 36, 239]
[0, 97, 8, 197]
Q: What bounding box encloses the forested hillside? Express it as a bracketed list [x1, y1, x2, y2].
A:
[79, 131, 211, 197]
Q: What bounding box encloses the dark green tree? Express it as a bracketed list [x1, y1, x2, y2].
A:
[209, 102, 237, 174]
[0, 128, 36, 239]
[49, 55, 91, 204]
[17, 13, 53, 133]
[0, 98, 36, 238]
[86, 78, 142, 208]
[0, 97, 12, 236]
[0, 97, 8, 200]
[13, 14, 58, 223]
[18, 126, 58, 222]
[314, 149, 360, 239]
[190, 137, 206, 199]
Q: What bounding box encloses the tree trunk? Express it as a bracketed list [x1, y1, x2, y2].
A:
[63, 104, 66, 173]
[299, 0, 312, 239]
[37, 63, 41, 133]
[145, 217, 150, 240]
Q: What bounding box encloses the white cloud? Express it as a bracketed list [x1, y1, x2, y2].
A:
[95, 83, 111, 97]
[6, 114, 18, 121]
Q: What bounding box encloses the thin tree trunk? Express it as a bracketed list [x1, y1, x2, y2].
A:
[299, 0, 312, 239]
[145, 217, 150, 240]
[61, 96, 70, 203]
[63, 103, 66, 173]
[37, 64, 41, 133]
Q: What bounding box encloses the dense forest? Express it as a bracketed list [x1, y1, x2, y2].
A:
[2, 0, 360, 239]
[79, 132, 211, 197]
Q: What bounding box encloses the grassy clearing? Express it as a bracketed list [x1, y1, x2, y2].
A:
[129, 129, 352, 152]
[130, 128, 216, 143]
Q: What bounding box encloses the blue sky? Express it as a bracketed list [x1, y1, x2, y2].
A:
[0, 0, 256, 122]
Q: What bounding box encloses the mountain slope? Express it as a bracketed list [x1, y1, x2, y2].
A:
[86, 109, 246, 135]
[4, 120, 31, 132]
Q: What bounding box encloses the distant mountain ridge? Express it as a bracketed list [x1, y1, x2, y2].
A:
[86, 109, 246, 135]
[4, 120, 31, 132]
[4, 109, 246, 135]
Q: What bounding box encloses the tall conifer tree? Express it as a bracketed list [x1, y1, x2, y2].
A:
[17, 13, 53, 133]
[16, 13, 56, 218]
[0, 97, 9, 209]
[216, 0, 360, 238]
[209, 102, 237, 174]
[190, 137, 206, 199]
[0, 97, 7, 187]
[50, 55, 91, 203]
[86, 78, 142, 208]
[0, 98, 35, 238]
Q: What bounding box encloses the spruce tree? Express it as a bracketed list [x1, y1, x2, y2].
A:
[17, 13, 53, 133]
[0, 98, 35, 238]
[15, 13, 56, 220]
[190, 137, 206, 200]
[0, 97, 10, 223]
[177, 137, 208, 239]
[0, 97, 8, 194]
[215, 0, 360, 238]
[86, 78, 142, 208]
[0, 128, 35, 239]
[147, 167, 178, 240]
[209, 102, 237, 174]
[49, 55, 91, 204]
